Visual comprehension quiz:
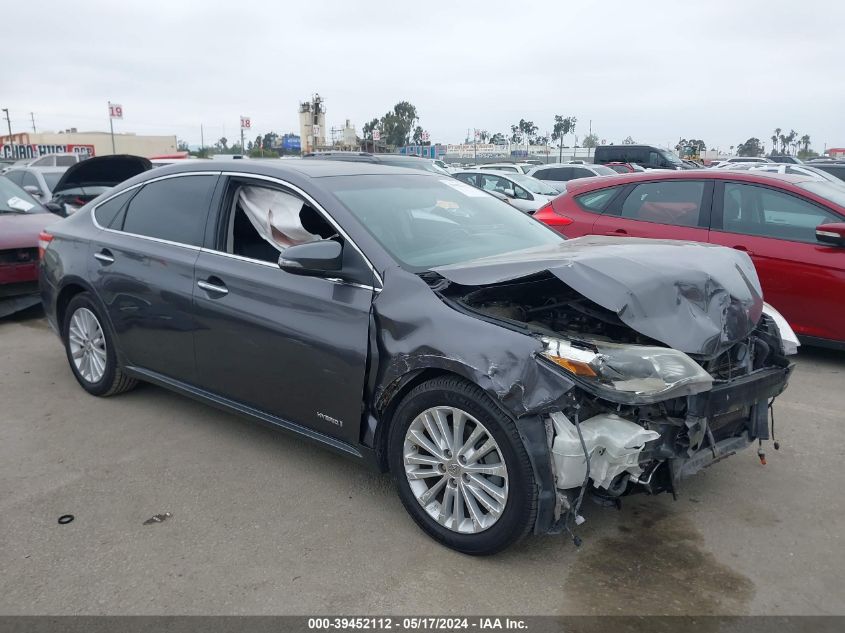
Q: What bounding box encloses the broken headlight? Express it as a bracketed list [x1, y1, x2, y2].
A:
[540, 337, 713, 403]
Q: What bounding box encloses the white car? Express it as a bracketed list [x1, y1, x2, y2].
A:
[452, 170, 559, 213]
[468, 162, 535, 174]
[525, 163, 617, 192]
[726, 162, 845, 185]
[711, 157, 772, 168]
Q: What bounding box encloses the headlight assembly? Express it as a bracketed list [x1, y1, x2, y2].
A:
[539, 336, 713, 403]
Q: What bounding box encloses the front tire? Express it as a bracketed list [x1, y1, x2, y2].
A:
[388, 376, 537, 555]
[63, 292, 137, 397]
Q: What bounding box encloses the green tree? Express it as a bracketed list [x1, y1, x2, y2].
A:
[362, 118, 380, 138]
[800, 134, 811, 153]
[177, 139, 189, 152]
[489, 132, 506, 145]
[582, 133, 599, 149]
[736, 137, 763, 157]
[551, 115, 576, 160]
[263, 132, 278, 149]
[363, 102, 419, 147]
[510, 125, 521, 144]
[518, 119, 538, 144]
[412, 126, 425, 145]
[217, 137, 228, 150]
[773, 128, 782, 153]
[478, 130, 490, 143]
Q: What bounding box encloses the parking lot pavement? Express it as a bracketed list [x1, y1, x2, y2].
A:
[1, 308, 843, 616]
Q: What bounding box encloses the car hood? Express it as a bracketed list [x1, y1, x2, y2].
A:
[431, 236, 764, 357]
[0, 212, 61, 249]
[51, 154, 152, 194]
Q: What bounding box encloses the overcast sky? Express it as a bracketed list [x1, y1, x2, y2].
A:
[3, 0, 843, 152]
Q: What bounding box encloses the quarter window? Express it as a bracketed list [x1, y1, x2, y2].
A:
[620, 181, 705, 226]
[575, 186, 622, 212]
[721, 183, 841, 243]
[121, 175, 217, 246]
[94, 190, 135, 228]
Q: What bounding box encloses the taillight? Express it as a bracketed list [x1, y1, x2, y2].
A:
[533, 202, 574, 228]
[38, 230, 53, 260]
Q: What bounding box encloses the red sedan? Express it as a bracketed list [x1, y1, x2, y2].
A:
[534, 170, 845, 347]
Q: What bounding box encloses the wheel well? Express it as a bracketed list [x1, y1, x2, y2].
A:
[56, 283, 87, 337]
[373, 368, 468, 472]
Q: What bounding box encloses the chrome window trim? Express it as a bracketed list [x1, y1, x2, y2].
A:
[223, 172, 383, 290]
[90, 169, 383, 291]
[90, 171, 221, 252]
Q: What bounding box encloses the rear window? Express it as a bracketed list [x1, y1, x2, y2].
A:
[55, 155, 78, 166]
[592, 165, 617, 176]
[42, 172, 64, 191]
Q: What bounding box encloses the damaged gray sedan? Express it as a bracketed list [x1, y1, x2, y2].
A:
[39, 161, 796, 554]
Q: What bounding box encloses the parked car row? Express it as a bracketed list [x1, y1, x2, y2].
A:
[534, 169, 845, 347]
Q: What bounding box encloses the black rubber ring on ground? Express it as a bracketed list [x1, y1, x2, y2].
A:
[58, 515, 74, 525]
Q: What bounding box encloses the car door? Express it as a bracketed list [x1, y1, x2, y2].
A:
[708, 180, 845, 342]
[591, 179, 713, 241]
[191, 175, 376, 445]
[89, 172, 220, 383]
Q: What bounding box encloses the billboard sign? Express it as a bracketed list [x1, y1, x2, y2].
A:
[1, 143, 95, 160]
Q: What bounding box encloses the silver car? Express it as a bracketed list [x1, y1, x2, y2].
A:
[525, 163, 617, 192]
[453, 170, 559, 213]
[2, 166, 67, 203]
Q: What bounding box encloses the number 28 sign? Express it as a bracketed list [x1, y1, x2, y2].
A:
[108, 103, 123, 119]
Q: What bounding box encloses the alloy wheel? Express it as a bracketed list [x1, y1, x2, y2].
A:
[68, 307, 107, 383]
[403, 406, 509, 534]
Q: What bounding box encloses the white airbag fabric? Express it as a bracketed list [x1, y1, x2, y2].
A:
[238, 186, 319, 250]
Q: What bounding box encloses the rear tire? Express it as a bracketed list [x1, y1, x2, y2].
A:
[63, 293, 137, 397]
[388, 376, 537, 555]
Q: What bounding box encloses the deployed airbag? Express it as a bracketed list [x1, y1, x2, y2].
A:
[238, 186, 320, 250]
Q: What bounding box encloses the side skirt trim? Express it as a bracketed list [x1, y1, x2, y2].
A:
[125, 366, 364, 460]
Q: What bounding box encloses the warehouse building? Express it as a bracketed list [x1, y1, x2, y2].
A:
[1, 130, 177, 160]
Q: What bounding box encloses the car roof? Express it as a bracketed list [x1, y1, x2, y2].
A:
[127, 157, 436, 180]
[6, 166, 68, 174]
[562, 168, 813, 194]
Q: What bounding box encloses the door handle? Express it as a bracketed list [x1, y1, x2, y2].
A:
[732, 245, 754, 256]
[197, 278, 228, 296]
[600, 228, 628, 236]
[94, 249, 114, 264]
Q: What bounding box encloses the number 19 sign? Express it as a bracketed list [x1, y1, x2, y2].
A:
[108, 103, 123, 119]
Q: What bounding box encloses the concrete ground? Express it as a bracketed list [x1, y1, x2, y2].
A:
[1, 307, 843, 615]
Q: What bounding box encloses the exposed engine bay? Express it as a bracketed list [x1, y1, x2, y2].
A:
[446, 271, 795, 534]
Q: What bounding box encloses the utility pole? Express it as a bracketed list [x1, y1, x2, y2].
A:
[240, 127, 245, 157]
[2, 108, 13, 159]
[30, 112, 36, 134]
[200, 124, 204, 151]
[588, 119, 592, 159]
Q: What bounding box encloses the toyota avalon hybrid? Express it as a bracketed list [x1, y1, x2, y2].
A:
[39, 160, 796, 554]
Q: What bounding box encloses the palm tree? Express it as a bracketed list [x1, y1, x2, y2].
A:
[800, 134, 811, 153]
[786, 130, 798, 155]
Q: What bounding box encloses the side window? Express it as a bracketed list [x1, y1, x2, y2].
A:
[455, 173, 478, 186]
[512, 184, 530, 200]
[620, 181, 705, 226]
[55, 155, 78, 166]
[224, 183, 334, 264]
[575, 186, 622, 213]
[30, 156, 53, 167]
[121, 175, 217, 246]
[533, 169, 549, 179]
[721, 183, 841, 243]
[479, 174, 510, 194]
[22, 172, 39, 189]
[94, 190, 135, 229]
[5, 171, 24, 186]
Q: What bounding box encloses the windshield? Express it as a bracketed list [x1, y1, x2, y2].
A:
[506, 173, 560, 195]
[325, 174, 563, 270]
[592, 165, 618, 176]
[796, 180, 845, 209]
[0, 176, 47, 214]
[659, 150, 684, 166]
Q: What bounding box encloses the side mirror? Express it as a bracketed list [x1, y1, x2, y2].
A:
[816, 223, 845, 247]
[23, 185, 42, 198]
[278, 239, 343, 276]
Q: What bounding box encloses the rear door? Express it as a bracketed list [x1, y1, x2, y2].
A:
[709, 180, 845, 342]
[89, 172, 219, 383]
[591, 179, 713, 241]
